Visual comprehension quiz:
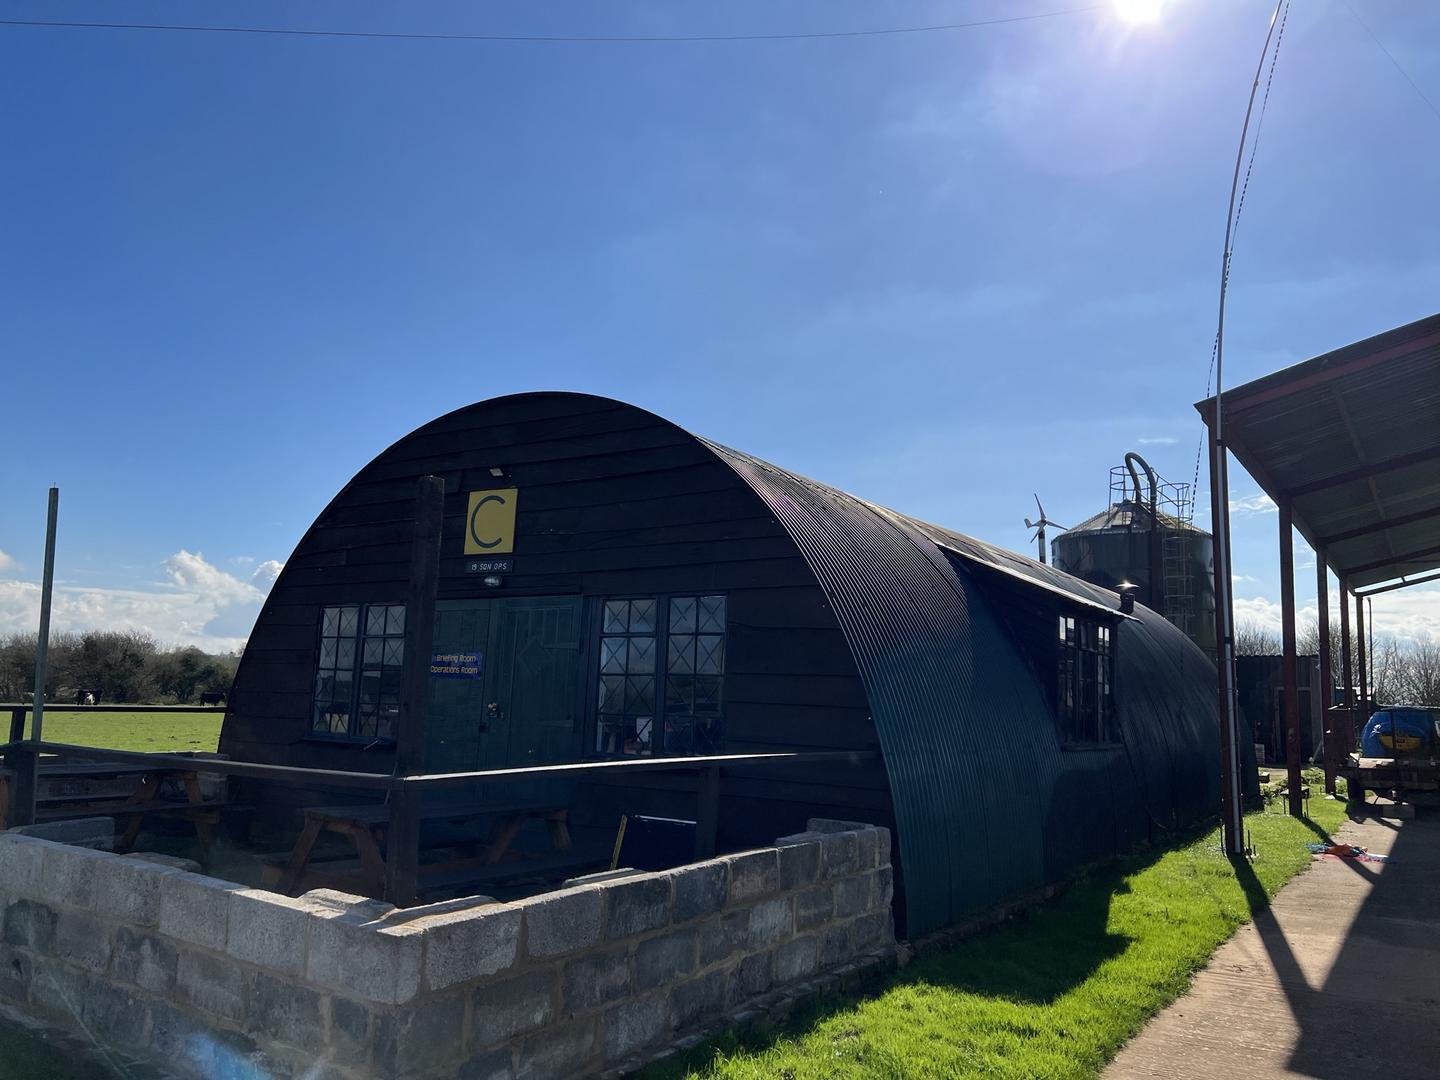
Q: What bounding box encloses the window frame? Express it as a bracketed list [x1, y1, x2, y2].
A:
[307, 601, 406, 744]
[589, 592, 728, 759]
[1056, 611, 1119, 750]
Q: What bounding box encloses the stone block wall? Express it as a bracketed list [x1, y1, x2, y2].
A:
[0, 818, 895, 1079]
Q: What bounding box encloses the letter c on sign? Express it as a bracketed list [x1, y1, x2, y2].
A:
[469, 494, 507, 550]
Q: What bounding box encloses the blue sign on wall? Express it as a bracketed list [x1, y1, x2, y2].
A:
[430, 652, 483, 679]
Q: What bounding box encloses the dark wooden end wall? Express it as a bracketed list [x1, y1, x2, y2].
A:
[222, 393, 891, 853]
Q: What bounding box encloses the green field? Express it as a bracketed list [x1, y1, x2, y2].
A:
[32, 710, 223, 754]
[646, 785, 1349, 1080]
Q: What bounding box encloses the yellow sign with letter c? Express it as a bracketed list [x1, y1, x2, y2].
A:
[464, 488, 518, 555]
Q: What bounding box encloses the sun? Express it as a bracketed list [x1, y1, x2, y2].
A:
[1113, 0, 1165, 23]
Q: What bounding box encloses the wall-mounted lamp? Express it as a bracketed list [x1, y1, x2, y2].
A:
[482, 574, 505, 588]
[487, 466, 506, 478]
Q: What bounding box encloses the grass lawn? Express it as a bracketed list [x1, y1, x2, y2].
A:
[647, 780, 1348, 1080]
[34, 710, 223, 754]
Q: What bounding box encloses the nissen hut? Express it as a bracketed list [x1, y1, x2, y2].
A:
[223, 393, 1219, 938]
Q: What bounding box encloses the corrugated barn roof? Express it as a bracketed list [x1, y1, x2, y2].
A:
[704, 439, 1221, 935]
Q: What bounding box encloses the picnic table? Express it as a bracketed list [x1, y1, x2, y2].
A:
[267, 799, 574, 896]
[0, 759, 224, 848]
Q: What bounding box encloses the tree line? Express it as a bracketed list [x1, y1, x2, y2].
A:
[0, 631, 239, 705]
[1234, 620, 1440, 708]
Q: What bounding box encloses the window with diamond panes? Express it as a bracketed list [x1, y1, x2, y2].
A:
[596, 598, 658, 755]
[311, 603, 405, 740]
[1057, 615, 1113, 746]
[356, 604, 406, 738]
[665, 595, 726, 754]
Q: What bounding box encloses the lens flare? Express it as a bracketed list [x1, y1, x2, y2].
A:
[1113, 0, 1164, 23]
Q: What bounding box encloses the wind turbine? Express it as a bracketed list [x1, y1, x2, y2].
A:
[1024, 495, 1067, 565]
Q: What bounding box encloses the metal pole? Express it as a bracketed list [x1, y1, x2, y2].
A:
[1278, 499, 1302, 817]
[10, 488, 59, 828]
[1316, 553, 1335, 795]
[384, 475, 446, 907]
[32, 487, 59, 742]
[1208, 420, 1243, 853]
[1210, 0, 1286, 856]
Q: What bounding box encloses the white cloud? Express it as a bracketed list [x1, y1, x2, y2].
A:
[249, 560, 284, 591]
[1232, 585, 1440, 643]
[1229, 492, 1277, 517]
[0, 550, 14, 572]
[1136, 436, 1178, 446]
[0, 550, 283, 653]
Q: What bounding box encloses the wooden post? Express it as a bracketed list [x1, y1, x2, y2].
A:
[7, 745, 37, 829]
[693, 765, 720, 861]
[384, 476, 446, 907]
[1316, 553, 1335, 795]
[1279, 499, 1303, 818]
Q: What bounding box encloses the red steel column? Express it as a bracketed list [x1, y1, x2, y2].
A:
[1279, 499, 1303, 817]
[1316, 553, 1335, 795]
[1356, 592, 1369, 725]
[1340, 581, 1353, 707]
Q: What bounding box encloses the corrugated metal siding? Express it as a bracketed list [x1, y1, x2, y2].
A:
[704, 440, 1220, 937]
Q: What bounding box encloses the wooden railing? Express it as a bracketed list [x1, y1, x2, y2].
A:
[0, 732, 875, 905]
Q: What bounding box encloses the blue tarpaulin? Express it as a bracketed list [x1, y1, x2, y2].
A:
[1361, 708, 1437, 758]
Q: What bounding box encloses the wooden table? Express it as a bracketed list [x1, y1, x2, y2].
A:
[0, 760, 223, 848]
[270, 800, 572, 896]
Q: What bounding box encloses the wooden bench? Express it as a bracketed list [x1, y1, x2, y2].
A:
[267, 800, 572, 897]
[0, 761, 225, 848]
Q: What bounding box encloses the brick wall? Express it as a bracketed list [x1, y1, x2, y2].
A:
[0, 819, 895, 1079]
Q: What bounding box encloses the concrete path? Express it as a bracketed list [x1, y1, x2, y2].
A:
[1106, 810, 1440, 1080]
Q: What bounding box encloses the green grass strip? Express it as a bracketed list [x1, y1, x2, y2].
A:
[35, 711, 223, 754]
[649, 786, 1348, 1080]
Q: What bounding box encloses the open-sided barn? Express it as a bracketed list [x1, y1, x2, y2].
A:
[222, 392, 1220, 938]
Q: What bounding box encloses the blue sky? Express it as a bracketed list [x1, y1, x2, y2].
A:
[2, 0, 1438, 649]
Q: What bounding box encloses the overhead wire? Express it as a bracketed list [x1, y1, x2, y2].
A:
[0, 7, 1099, 45]
[1191, 0, 1293, 506]
[1337, 0, 1440, 127]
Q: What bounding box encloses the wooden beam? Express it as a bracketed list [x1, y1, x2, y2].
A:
[385, 475, 446, 908]
[0, 704, 227, 714]
[27, 741, 392, 789]
[398, 750, 877, 788]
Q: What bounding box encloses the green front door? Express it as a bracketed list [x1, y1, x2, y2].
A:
[427, 597, 582, 775]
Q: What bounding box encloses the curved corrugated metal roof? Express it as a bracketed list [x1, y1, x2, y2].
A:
[701, 439, 1221, 936]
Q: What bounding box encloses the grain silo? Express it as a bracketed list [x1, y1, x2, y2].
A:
[1052, 453, 1217, 659]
